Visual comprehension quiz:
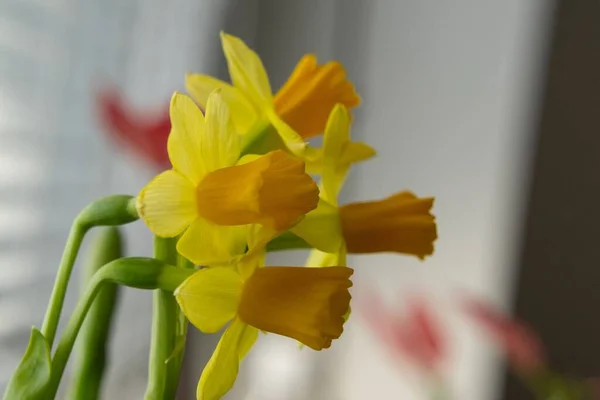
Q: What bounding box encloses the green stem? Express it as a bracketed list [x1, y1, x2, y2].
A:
[266, 231, 311, 252]
[68, 227, 123, 400]
[46, 257, 192, 398]
[166, 255, 193, 397]
[240, 120, 280, 156]
[41, 223, 87, 347]
[145, 237, 180, 400]
[41, 195, 138, 348]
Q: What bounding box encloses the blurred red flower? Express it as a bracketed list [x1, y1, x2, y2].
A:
[96, 87, 171, 170]
[360, 292, 446, 372]
[463, 297, 545, 374]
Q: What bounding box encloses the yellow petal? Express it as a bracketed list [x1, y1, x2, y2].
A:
[320, 106, 376, 202]
[220, 32, 272, 104]
[238, 266, 353, 350]
[303, 143, 372, 177]
[266, 109, 308, 158]
[185, 73, 259, 134]
[323, 105, 351, 159]
[174, 267, 242, 333]
[203, 91, 242, 171]
[306, 105, 376, 178]
[273, 55, 360, 139]
[177, 218, 247, 266]
[306, 245, 347, 268]
[137, 170, 198, 237]
[167, 92, 207, 184]
[339, 141, 377, 165]
[197, 318, 258, 400]
[291, 199, 343, 253]
[322, 105, 351, 203]
[237, 225, 277, 280]
[340, 191, 437, 258]
[196, 150, 319, 231]
[304, 147, 325, 175]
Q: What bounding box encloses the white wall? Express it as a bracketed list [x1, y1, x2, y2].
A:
[256, 0, 554, 398]
[336, 1, 554, 399]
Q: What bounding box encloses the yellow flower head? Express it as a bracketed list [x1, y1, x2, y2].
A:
[340, 191, 437, 258]
[292, 104, 375, 254]
[174, 229, 353, 400]
[298, 191, 437, 262]
[292, 105, 436, 261]
[273, 54, 360, 139]
[185, 32, 360, 159]
[137, 91, 319, 265]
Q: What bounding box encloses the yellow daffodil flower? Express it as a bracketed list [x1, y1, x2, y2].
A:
[137, 91, 319, 265]
[339, 191, 437, 257]
[293, 105, 437, 264]
[174, 228, 353, 400]
[185, 32, 360, 166]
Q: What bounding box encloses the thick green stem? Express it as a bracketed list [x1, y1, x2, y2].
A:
[145, 237, 180, 400]
[46, 257, 192, 399]
[41, 195, 138, 347]
[68, 227, 123, 400]
[166, 255, 193, 396]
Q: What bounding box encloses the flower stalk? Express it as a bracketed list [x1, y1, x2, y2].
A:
[41, 195, 139, 347]
[67, 227, 123, 400]
[145, 237, 183, 400]
[46, 257, 192, 398]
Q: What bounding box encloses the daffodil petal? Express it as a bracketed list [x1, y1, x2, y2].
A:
[137, 170, 198, 237]
[237, 225, 277, 280]
[236, 153, 262, 165]
[273, 55, 361, 139]
[266, 109, 308, 158]
[306, 248, 343, 268]
[197, 318, 258, 400]
[324, 105, 351, 160]
[322, 105, 350, 202]
[340, 141, 377, 165]
[196, 150, 318, 231]
[247, 224, 279, 250]
[238, 266, 353, 350]
[168, 93, 207, 184]
[176, 218, 247, 266]
[340, 191, 437, 258]
[220, 32, 272, 104]
[291, 199, 343, 253]
[174, 267, 242, 333]
[304, 147, 325, 175]
[203, 91, 242, 171]
[185, 73, 259, 134]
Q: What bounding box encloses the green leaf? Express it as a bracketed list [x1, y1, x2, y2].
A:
[3, 327, 51, 400]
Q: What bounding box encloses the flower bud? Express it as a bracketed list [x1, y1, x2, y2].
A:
[76, 195, 139, 230]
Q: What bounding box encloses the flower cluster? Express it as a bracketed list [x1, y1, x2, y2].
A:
[132, 32, 438, 399]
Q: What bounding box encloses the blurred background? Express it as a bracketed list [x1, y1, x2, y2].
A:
[5, 0, 600, 399]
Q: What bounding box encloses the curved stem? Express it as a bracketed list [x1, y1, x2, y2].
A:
[41, 222, 87, 347]
[68, 227, 123, 400]
[46, 257, 192, 398]
[46, 261, 106, 397]
[41, 195, 139, 348]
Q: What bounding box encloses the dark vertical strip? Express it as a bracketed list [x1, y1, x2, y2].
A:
[504, 1, 600, 398]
